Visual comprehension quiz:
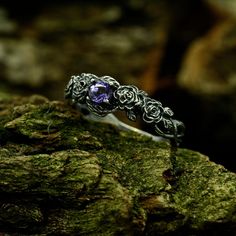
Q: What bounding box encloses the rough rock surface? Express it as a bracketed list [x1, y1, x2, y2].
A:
[0, 94, 236, 235]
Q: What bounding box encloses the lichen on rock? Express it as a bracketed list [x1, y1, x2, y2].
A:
[0, 94, 236, 235]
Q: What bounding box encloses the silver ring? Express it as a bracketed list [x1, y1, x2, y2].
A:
[65, 73, 185, 145]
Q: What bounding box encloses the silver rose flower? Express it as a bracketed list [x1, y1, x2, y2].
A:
[64, 76, 75, 99]
[65, 74, 94, 103]
[142, 98, 163, 123]
[114, 85, 140, 109]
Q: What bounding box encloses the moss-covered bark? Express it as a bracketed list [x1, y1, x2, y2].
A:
[0, 94, 236, 235]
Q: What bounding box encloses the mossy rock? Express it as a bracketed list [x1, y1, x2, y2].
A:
[0, 94, 235, 235]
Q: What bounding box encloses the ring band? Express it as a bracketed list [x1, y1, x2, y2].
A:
[65, 73, 185, 145]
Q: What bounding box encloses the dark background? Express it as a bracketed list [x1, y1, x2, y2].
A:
[0, 0, 236, 172]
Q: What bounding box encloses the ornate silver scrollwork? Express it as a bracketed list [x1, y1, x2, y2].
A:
[65, 73, 185, 144]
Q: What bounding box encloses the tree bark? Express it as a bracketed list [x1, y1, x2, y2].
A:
[0, 94, 236, 235]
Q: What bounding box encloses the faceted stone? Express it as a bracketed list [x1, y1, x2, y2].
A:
[89, 81, 112, 104]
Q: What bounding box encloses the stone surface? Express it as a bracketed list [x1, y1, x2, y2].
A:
[0, 93, 236, 235]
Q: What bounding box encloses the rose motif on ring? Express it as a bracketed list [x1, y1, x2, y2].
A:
[72, 76, 91, 103]
[114, 85, 139, 109]
[64, 77, 75, 99]
[143, 98, 163, 123]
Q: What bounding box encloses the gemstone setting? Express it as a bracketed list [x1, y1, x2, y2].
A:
[89, 81, 112, 104]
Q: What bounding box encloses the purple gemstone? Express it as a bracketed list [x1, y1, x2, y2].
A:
[89, 81, 112, 104]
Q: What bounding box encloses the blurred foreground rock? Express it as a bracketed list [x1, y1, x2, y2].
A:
[0, 93, 236, 235]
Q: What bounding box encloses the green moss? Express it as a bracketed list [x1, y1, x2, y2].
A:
[173, 149, 236, 230]
[0, 203, 43, 229]
[0, 96, 236, 235]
